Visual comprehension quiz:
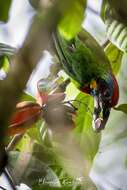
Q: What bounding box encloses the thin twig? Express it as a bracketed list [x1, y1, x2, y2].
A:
[0, 186, 6, 190]
[63, 99, 93, 116]
[6, 134, 24, 152]
[102, 39, 110, 49]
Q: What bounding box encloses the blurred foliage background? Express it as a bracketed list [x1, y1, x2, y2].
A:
[0, 0, 127, 190]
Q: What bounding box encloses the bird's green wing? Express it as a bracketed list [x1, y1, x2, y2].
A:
[78, 29, 111, 78]
[53, 29, 111, 87]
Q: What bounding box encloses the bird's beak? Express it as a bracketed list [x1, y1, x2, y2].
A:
[92, 74, 119, 132]
[92, 94, 111, 132]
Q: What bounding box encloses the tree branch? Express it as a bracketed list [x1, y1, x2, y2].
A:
[0, 0, 74, 172]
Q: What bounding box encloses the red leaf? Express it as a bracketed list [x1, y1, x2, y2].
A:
[8, 102, 42, 136]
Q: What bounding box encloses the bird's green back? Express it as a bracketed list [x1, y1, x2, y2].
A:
[53, 29, 111, 88]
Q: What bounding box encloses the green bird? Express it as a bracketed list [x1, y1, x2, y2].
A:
[52, 29, 119, 132]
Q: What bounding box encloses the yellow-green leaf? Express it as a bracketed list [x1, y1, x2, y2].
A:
[105, 42, 123, 75]
[0, 56, 10, 72]
[58, 0, 87, 40]
[0, 0, 12, 22]
[114, 104, 127, 114]
[74, 92, 101, 162]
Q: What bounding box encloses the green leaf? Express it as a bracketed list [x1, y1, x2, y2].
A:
[8, 151, 60, 187]
[0, 0, 12, 22]
[105, 17, 127, 52]
[114, 104, 127, 114]
[27, 120, 43, 144]
[58, 0, 87, 40]
[14, 133, 57, 167]
[2, 56, 10, 72]
[41, 123, 53, 147]
[105, 42, 123, 75]
[102, 1, 127, 52]
[0, 43, 15, 72]
[32, 142, 58, 166]
[100, 0, 107, 21]
[0, 56, 10, 72]
[74, 92, 101, 162]
[14, 133, 32, 152]
[20, 92, 36, 102]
